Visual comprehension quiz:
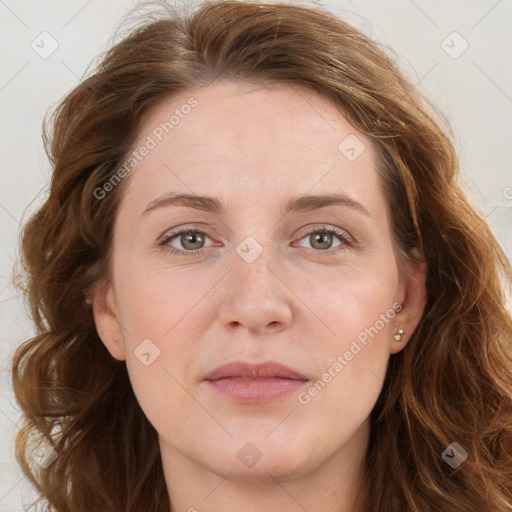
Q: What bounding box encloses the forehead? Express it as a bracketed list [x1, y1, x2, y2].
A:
[121, 80, 382, 213]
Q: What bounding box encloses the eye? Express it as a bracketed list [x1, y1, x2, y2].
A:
[295, 226, 353, 253]
[159, 224, 353, 257]
[160, 227, 213, 256]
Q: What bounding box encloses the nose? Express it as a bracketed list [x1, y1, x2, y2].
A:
[217, 247, 293, 335]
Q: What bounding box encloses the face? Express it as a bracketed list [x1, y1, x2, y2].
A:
[93, 80, 426, 484]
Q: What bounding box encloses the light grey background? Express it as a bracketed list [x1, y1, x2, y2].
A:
[1, 0, 511, 509]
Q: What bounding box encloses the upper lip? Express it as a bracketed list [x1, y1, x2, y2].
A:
[203, 361, 309, 381]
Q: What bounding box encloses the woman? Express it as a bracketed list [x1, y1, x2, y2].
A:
[12, 0, 512, 511]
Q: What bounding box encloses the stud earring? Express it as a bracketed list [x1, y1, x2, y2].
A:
[393, 329, 404, 341]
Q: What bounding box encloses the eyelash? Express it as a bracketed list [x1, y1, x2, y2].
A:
[158, 224, 354, 257]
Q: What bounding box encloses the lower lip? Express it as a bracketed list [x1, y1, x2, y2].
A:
[205, 377, 309, 404]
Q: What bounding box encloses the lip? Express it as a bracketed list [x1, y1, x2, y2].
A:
[203, 361, 310, 405]
[203, 361, 308, 380]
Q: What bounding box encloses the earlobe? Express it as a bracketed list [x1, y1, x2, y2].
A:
[390, 248, 427, 354]
[90, 280, 126, 361]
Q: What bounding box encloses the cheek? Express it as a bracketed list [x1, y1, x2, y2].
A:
[113, 262, 217, 428]
[293, 283, 395, 450]
[113, 255, 211, 344]
[303, 258, 399, 345]
[296, 262, 399, 408]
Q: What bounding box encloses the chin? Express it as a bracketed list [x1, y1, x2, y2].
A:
[200, 432, 314, 482]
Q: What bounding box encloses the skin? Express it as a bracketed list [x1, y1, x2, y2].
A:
[92, 80, 426, 512]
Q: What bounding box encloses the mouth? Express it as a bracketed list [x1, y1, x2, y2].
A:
[203, 361, 310, 404]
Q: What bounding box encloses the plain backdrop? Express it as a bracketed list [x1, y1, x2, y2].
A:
[1, 0, 511, 509]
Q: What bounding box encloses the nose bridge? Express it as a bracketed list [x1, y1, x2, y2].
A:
[232, 236, 280, 300]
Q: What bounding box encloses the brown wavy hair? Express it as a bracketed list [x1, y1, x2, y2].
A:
[12, 0, 512, 510]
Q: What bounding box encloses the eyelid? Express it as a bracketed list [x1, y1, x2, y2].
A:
[294, 223, 354, 243]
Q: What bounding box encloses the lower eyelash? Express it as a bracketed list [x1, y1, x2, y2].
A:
[159, 226, 353, 256]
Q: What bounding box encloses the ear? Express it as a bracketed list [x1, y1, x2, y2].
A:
[90, 280, 126, 361]
[390, 247, 427, 354]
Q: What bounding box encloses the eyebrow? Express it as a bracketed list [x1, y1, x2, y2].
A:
[142, 192, 371, 218]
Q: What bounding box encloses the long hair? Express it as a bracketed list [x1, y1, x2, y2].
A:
[12, 1, 512, 510]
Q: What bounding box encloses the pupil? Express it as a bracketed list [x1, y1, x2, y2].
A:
[313, 232, 331, 249]
[184, 232, 203, 249]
